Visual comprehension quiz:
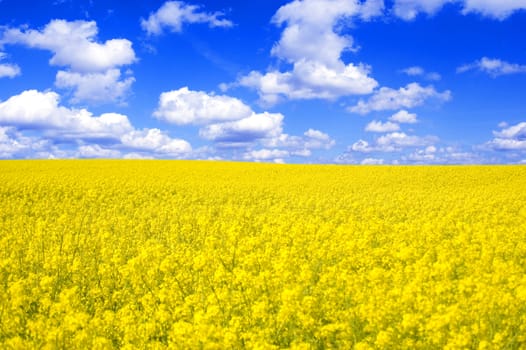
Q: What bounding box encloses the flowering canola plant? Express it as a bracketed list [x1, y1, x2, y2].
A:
[1, 160, 525, 349]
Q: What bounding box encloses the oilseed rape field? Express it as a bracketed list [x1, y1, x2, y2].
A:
[1, 161, 526, 349]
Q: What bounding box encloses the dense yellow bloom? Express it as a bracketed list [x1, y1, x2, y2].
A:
[0, 160, 525, 349]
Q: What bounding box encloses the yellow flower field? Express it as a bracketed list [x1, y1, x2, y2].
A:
[1, 160, 525, 349]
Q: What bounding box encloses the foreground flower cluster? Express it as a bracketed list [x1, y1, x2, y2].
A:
[1, 161, 525, 349]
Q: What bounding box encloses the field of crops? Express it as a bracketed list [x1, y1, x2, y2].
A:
[1, 161, 525, 349]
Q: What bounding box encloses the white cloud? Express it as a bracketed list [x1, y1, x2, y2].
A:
[365, 120, 400, 132]
[486, 122, 526, 150]
[404, 145, 437, 162]
[0, 127, 48, 158]
[0, 90, 193, 159]
[361, 157, 384, 164]
[270, 0, 382, 66]
[348, 83, 451, 114]
[349, 132, 436, 153]
[493, 122, 526, 139]
[120, 128, 192, 155]
[123, 153, 155, 159]
[0, 52, 21, 78]
[0, 90, 133, 140]
[243, 149, 290, 162]
[261, 128, 335, 156]
[403, 145, 483, 164]
[0, 63, 20, 78]
[141, 1, 233, 35]
[461, 0, 526, 19]
[232, 0, 381, 105]
[487, 139, 526, 150]
[199, 112, 283, 142]
[402, 66, 424, 76]
[153, 87, 252, 125]
[393, 0, 453, 20]
[77, 144, 121, 158]
[350, 139, 374, 153]
[393, 0, 526, 20]
[151, 86, 335, 161]
[303, 129, 336, 149]
[389, 110, 418, 124]
[1, 20, 135, 72]
[1, 20, 136, 104]
[239, 60, 378, 104]
[401, 66, 441, 81]
[457, 57, 526, 77]
[377, 132, 436, 149]
[55, 69, 135, 104]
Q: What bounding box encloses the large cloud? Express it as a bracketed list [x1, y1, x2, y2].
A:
[231, 0, 381, 105]
[0, 90, 133, 139]
[1, 20, 136, 104]
[0, 90, 192, 159]
[238, 60, 377, 105]
[153, 87, 252, 125]
[153, 86, 335, 161]
[141, 1, 233, 35]
[1, 20, 135, 72]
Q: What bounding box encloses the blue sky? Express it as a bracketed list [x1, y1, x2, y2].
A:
[0, 0, 525, 164]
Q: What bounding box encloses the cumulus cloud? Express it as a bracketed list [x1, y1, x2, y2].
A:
[0, 126, 48, 158]
[461, 0, 526, 19]
[457, 57, 526, 77]
[389, 110, 418, 124]
[238, 60, 378, 105]
[120, 128, 192, 155]
[260, 128, 335, 157]
[151, 86, 335, 162]
[1, 20, 136, 104]
[347, 83, 451, 114]
[77, 144, 121, 158]
[243, 148, 290, 162]
[361, 157, 384, 164]
[402, 145, 483, 164]
[349, 132, 437, 153]
[270, 0, 383, 66]
[0, 90, 133, 140]
[404, 145, 437, 162]
[365, 120, 400, 132]
[393, 0, 454, 20]
[199, 112, 283, 142]
[141, 1, 233, 35]
[55, 69, 135, 104]
[0, 63, 20, 78]
[393, 0, 526, 20]
[0, 90, 192, 159]
[377, 132, 437, 149]
[486, 121, 526, 150]
[232, 0, 381, 105]
[0, 52, 21, 78]
[1, 20, 135, 72]
[153, 87, 252, 125]
[401, 66, 441, 81]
